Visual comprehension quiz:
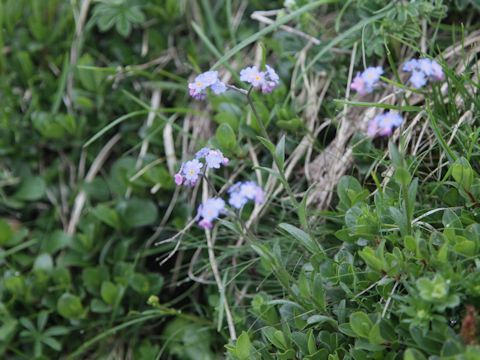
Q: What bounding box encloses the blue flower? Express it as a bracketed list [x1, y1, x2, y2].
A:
[240, 65, 280, 93]
[188, 71, 227, 99]
[175, 148, 229, 187]
[228, 181, 265, 209]
[367, 111, 404, 138]
[195, 147, 211, 160]
[410, 71, 427, 89]
[350, 66, 383, 95]
[198, 198, 225, 229]
[204, 149, 229, 169]
[177, 159, 203, 186]
[402, 58, 444, 88]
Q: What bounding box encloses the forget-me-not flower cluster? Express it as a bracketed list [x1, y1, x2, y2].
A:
[188, 71, 227, 100]
[402, 58, 444, 89]
[175, 147, 229, 187]
[228, 181, 265, 209]
[197, 198, 226, 229]
[240, 65, 280, 93]
[350, 66, 384, 95]
[367, 110, 404, 138]
[189, 64, 280, 100]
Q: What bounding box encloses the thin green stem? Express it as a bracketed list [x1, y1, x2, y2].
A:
[402, 184, 412, 235]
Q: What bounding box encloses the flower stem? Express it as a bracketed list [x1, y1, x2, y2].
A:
[205, 229, 237, 340]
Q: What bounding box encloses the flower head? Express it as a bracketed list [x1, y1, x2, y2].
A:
[198, 198, 225, 229]
[367, 111, 404, 138]
[430, 61, 445, 81]
[229, 191, 248, 209]
[240, 65, 280, 93]
[195, 147, 211, 160]
[175, 148, 228, 187]
[350, 67, 383, 95]
[350, 73, 367, 95]
[182, 159, 203, 186]
[402, 59, 419, 72]
[402, 58, 444, 88]
[188, 70, 227, 100]
[261, 65, 280, 93]
[205, 149, 229, 169]
[362, 66, 383, 87]
[410, 71, 427, 89]
[228, 181, 265, 209]
[240, 66, 266, 87]
[174, 173, 184, 186]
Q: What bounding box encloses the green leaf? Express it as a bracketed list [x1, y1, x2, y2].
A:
[118, 198, 158, 228]
[82, 267, 109, 294]
[337, 176, 364, 207]
[358, 247, 384, 272]
[451, 157, 474, 191]
[42, 230, 71, 254]
[278, 223, 322, 255]
[129, 273, 150, 294]
[93, 204, 121, 229]
[13, 176, 46, 201]
[454, 240, 476, 256]
[403, 348, 427, 360]
[403, 235, 416, 252]
[257, 136, 276, 154]
[33, 253, 53, 271]
[277, 118, 303, 132]
[349, 312, 373, 339]
[90, 299, 111, 313]
[101, 281, 120, 305]
[216, 123, 237, 152]
[57, 293, 84, 319]
[0, 219, 13, 246]
[388, 142, 404, 167]
[236, 331, 253, 360]
[368, 323, 384, 345]
[394, 167, 412, 186]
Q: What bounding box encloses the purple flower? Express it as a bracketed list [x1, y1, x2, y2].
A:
[240, 66, 266, 88]
[188, 70, 227, 100]
[418, 59, 434, 76]
[402, 58, 444, 88]
[228, 181, 265, 209]
[240, 65, 280, 93]
[350, 73, 367, 95]
[175, 148, 229, 187]
[211, 81, 227, 95]
[362, 66, 383, 87]
[182, 159, 203, 186]
[229, 192, 248, 209]
[261, 65, 280, 93]
[402, 59, 419, 72]
[174, 173, 184, 186]
[409, 71, 427, 89]
[195, 147, 211, 160]
[205, 149, 229, 169]
[367, 118, 379, 138]
[367, 111, 404, 138]
[350, 67, 383, 95]
[198, 198, 225, 229]
[430, 61, 444, 81]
